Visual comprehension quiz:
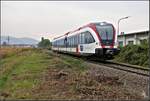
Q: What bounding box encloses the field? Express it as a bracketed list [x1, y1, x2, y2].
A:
[0, 47, 146, 100]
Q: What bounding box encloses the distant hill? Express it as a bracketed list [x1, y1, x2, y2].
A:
[1, 36, 39, 45]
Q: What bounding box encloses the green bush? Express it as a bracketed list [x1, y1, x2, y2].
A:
[38, 37, 51, 49]
[114, 40, 149, 67]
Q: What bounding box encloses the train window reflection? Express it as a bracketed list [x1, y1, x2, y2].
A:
[84, 31, 95, 44]
[96, 25, 113, 40]
[80, 31, 95, 44]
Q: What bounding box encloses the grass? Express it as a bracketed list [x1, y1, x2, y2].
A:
[0, 47, 31, 59]
[57, 55, 86, 72]
[0, 48, 144, 99]
[0, 48, 50, 98]
[0, 48, 86, 99]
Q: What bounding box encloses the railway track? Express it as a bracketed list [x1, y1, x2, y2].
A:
[86, 59, 150, 77]
[50, 51, 150, 77]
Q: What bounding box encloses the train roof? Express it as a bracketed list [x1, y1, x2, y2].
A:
[53, 23, 91, 40]
[53, 22, 112, 40]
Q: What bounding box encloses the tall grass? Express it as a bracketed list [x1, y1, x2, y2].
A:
[0, 48, 87, 99]
[0, 47, 32, 59]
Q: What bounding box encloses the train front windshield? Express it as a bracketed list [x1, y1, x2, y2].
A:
[96, 25, 114, 45]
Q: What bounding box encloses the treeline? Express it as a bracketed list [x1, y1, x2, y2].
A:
[114, 40, 149, 67]
[38, 37, 51, 49]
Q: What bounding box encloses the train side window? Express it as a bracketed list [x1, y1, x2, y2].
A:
[57, 40, 58, 47]
[77, 34, 80, 44]
[61, 39, 62, 47]
[68, 38, 70, 47]
[75, 35, 77, 46]
[72, 36, 74, 47]
[67, 38, 69, 47]
[70, 37, 72, 47]
[84, 31, 95, 44]
[74, 36, 75, 47]
[69, 38, 71, 47]
[60, 40, 61, 47]
[74, 36, 76, 47]
[62, 39, 63, 47]
[62, 39, 64, 47]
[71, 37, 73, 47]
[58, 40, 60, 47]
[64, 37, 67, 47]
[76, 35, 78, 45]
[71, 37, 72, 47]
[59, 40, 61, 47]
[72, 37, 74, 47]
[56, 41, 57, 47]
[60, 39, 61, 47]
[61, 39, 63, 47]
[80, 33, 85, 44]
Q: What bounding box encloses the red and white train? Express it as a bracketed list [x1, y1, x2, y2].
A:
[52, 22, 119, 58]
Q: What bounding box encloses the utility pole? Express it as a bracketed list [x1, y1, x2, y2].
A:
[117, 16, 130, 35]
[117, 16, 131, 46]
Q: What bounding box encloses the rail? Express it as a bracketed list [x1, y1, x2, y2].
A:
[87, 59, 150, 77]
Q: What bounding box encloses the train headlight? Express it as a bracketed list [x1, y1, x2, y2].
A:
[99, 22, 107, 25]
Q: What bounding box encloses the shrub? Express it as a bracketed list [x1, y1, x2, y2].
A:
[38, 37, 51, 49]
[114, 41, 149, 67]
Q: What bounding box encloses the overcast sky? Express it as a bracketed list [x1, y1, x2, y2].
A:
[1, 1, 149, 41]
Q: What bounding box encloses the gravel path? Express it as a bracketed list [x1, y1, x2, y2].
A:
[85, 62, 149, 99]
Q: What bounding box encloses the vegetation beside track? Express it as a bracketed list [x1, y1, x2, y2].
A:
[114, 41, 149, 68]
[0, 48, 86, 99]
[0, 48, 50, 98]
[0, 47, 145, 99]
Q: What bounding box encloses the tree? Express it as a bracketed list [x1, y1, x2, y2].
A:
[38, 37, 51, 48]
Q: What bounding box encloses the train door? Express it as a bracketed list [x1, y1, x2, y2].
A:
[64, 36, 67, 52]
[79, 33, 85, 53]
[79, 31, 96, 54]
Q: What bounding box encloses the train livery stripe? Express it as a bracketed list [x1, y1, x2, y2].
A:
[76, 46, 80, 56]
[111, 25, 116, 48]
